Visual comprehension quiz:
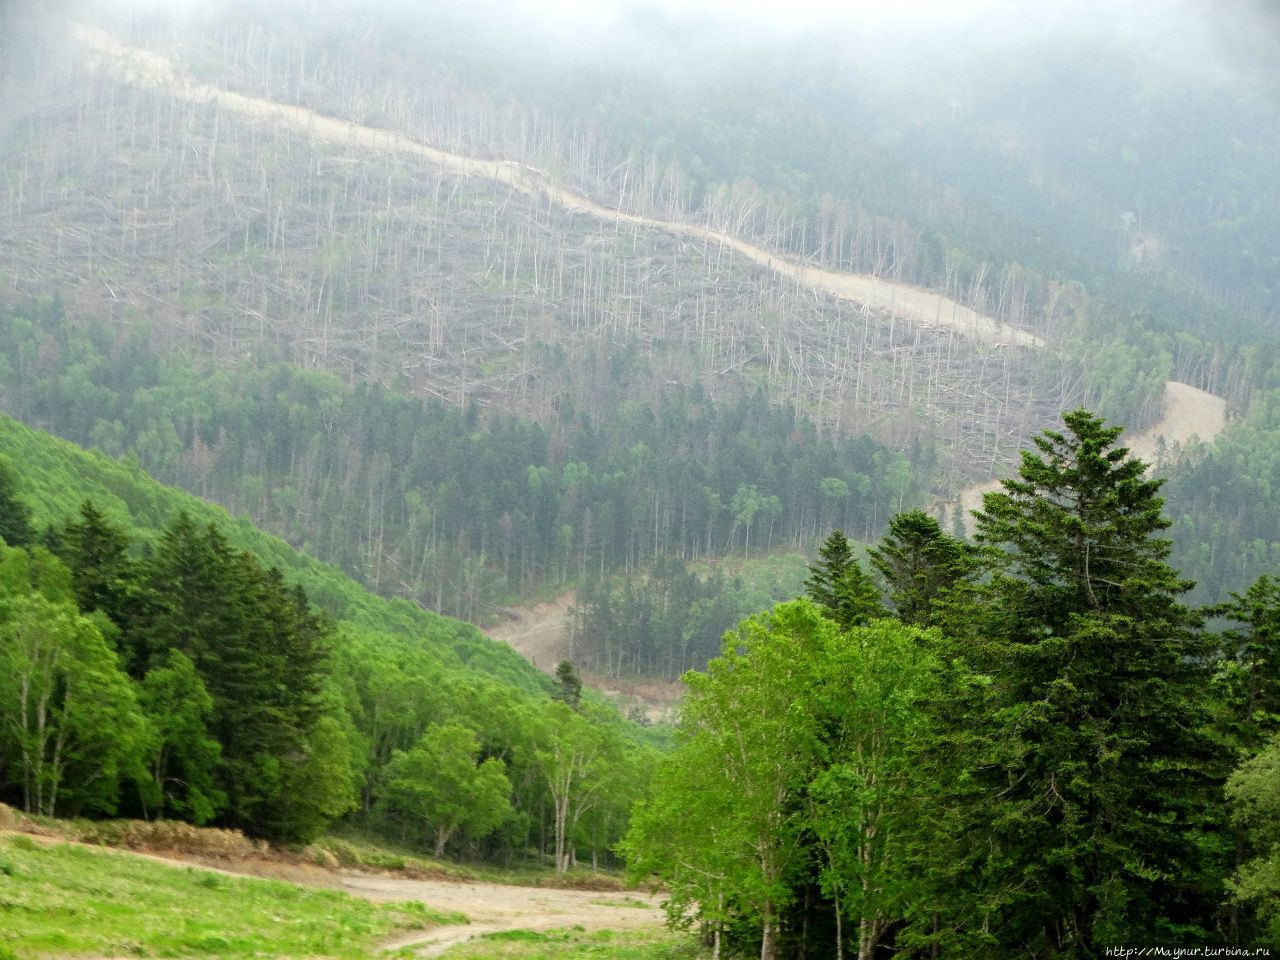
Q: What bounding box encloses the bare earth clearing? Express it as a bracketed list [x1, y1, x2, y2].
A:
[487, 593, 683, 722]
[347, 873, 663, 957]
[486, 594, 577, 675]
[3, 828, 664, 959]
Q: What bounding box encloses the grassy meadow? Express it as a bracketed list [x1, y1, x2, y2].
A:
[0, 833, 463, 958]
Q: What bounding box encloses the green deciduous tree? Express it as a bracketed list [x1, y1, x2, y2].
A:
[381, 723, 511, 857]
[137, 648, 225, 824]
[628, 601, 831, 960]
[0, 592, 144, 816]
[807, 620, 942, 960]
[535, 703, 617, 875]
[1226, 733, 1280, 943]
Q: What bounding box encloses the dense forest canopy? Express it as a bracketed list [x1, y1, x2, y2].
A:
[628, 411, 1280, 955]
[0, 415, 657, 870]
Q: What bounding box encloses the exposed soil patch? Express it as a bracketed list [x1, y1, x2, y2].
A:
[486, 594, 575, 674]
[347, 873, 663, 957]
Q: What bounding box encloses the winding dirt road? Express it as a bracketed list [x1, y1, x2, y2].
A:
[73, 24, 1039, 348]
[341, 873, 663, 957]
[955, 380, 1227, 521]
[74, 21, 1233, 684]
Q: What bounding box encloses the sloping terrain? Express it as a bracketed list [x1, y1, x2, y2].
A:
[0, 23, 1083, 487]
[955, 380, 1229, 525]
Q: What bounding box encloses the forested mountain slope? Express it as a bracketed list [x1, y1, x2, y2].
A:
[3, 19, 1080, 485]
[0, 412, 656, 865]
[0, 411, 541, 692]
[0, 3, 1271, 630]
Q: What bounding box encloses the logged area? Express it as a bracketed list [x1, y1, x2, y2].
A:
[3, 3, 1279, 956]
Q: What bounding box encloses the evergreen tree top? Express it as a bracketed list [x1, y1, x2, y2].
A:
[974, 408, 1190, 616]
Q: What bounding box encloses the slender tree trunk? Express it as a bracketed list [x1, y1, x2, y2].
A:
[835, 894, 844, 960]
[760, 900, 779, 960]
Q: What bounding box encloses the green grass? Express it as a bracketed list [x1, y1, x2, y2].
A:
[0, 834, 464, 958]
[314, 829, 627, 889]
[439, 926, 700, 959]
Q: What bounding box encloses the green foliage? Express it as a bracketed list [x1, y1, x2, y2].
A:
[54, 499, 137, 633]
[0, 455, 33, 548]
[1164, 389, 1280, 605]
[554, 660, 583, 710]
[867, 509, 973, 625]
[0, 834, 438, 958]
[568, 554, 806, 680]
[1212, 574, 1280, 753]
[633, 410, 1250, 956]
[380, 723, 513, 857]
[627, 602, 946, 958]
[803, 529, 885, 629]
[938, 409, 1221, 952]
[0, 583, 145, 817]
[137, 649, 225, 824]
[0, 413, 650, 867]
[1227, 734, 1280, 941]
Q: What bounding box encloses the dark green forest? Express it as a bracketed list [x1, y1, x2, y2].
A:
[0, 296, 920, 624]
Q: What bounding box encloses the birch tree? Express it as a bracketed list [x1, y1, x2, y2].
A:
[627, 601, 831, 960]
[0, 593, 144, 816]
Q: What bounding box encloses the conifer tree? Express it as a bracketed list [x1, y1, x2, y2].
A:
[135, 513, 339, 840]
[0, 456, 34, 548]
[804, 530, 884, 629]
[554, 660, 583, 709]
[868, 510, 972, 625]
[945, 409, 1219, 952]
[56, 500, 137, 635]
[1213, 574, 1280, 753]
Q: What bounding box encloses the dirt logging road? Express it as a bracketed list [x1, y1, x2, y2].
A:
[341, 873, 664, 957]
[76, 22, 1233, 697]
[955, 380, 1227, 524]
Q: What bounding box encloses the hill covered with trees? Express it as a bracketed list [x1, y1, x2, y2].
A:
[0, 413, 654, 869]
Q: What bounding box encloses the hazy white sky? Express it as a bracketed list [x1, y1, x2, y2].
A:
[531, 0, 1006, 29]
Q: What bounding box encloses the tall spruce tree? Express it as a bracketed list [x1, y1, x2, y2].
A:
[56, 500, 137, 636]
[1213, 574, 1280, 754]
[868, 510, 973, 625]
[135, 513, 339, 841]
[939, 410, 1220, 953]
[805, 530, 885, 629]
